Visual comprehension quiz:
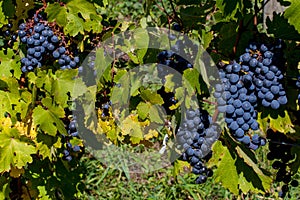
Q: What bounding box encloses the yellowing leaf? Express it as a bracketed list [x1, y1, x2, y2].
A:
[144, 129, 158, 140]
[0, 132, 36, 172]
[10, 166, 25, 178]
[120, 115, 143, 144]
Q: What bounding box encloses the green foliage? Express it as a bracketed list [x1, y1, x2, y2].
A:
[0, 0, 299, 199]
[46, 0, 102, 36]
[284, 0, 300, 34]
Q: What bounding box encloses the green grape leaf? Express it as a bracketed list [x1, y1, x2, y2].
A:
[46, 0, 102, 36]
[95, 47, 113, 82]
[269, 110, 295, 133]
[133, 28, 149, 49]
[0, 91, 20, 123]
[83, 14, 103, 33]
[36, 143, 51, 160]
[45, 3, 67, 26]
[257, 112, 269, 135]
[212, 141, 239, 194]
[0, 177, 10, 199]
[0, 2, 8, 27]
[211, 140, 271, 195]
[137, 102, 150, 120]
[0, 130, 36, 172]
[260, 110, 294, 133]
[164, 74, 176, 93]
[52, 69, 87, 107]
[36, 131, 62, 160]
[32, 98, 66, 136]
[65, 13, 84, 37]
[149, 105, 164, 124]
[284, 0, 300, 34]
[0, 49, 22, 79]
[215, 0, 241, 21]
[140, 89, 164, 105]
[200, 30, 214, 50]
[37, 186, 50, 200]
[183, 68, 201, 94]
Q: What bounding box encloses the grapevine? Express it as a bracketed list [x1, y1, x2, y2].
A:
[0, 0, 299, 199]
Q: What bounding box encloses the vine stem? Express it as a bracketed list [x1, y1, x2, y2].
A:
[212, 108, 219, 123]
[35, 0, 47, 16]
[232, 20, 243, 56]
[155, 0, 171, 19]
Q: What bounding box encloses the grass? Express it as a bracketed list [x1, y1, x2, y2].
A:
[77, 145, 300, 200]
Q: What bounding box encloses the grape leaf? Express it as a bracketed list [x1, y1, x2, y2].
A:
[120, 115, 143, 144]
[37, 186, 50, 200]
[46, 0, 102, 36]
[267, 13, 300, 40]
[0, 90, 20, 123]
[140, 89, 164, 105]
[149, 105, 165, 124]
[215, 0, 241, 21]
[137, 102, 150, 120]
[0, 49, 22, 79]
[284, 0, 300, 34]
[144, 129, 158, 140]
[0, 130, 36, 172]
[65, 14, 84, 37]
[211, 140, 272, 195]
[183, 68, 201, 94]
[260, 110, 295, 133]
[53, 69, 87, 107]
[0, 2, 8, 28]
[14, 0, 34, 29]
[9, 166, 25, 178]
[45, 3, 67, 26]
[0, 176, 11, 200]
[32, 98, 66, 136]
[133, 28, 149, 50]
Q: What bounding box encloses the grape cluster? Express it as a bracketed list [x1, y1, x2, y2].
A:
[61, 116, 82, 161]
[157, 49, 193, 79]
[0, 23, 17, 46]
[215, 41, 287, 149]
[18, 14, 79, 72]
[239, 42, 287, 109]
[266, 129, 298, 198]
[215, 63, 266, 150]
[176, 108, 220, 184]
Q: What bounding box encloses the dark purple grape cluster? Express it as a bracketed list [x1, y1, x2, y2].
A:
[266, 129, 298, 198]
[215, 63, 266, 150]
[239, 42, 287, 109]
[176, 108, 220, 184]
[18, 15, 80, 72]
[62, 117, 82, 161]
[214, 41, 287, 150]
[157, 50, 193, 79]
[0, 23, 17, 46]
